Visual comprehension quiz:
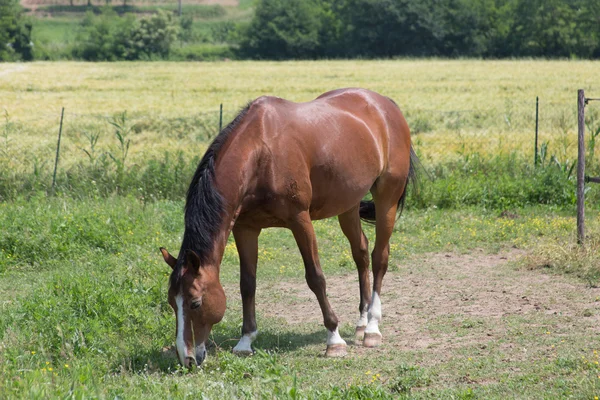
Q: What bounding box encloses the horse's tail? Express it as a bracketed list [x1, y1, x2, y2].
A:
[359, 145, 420, 222]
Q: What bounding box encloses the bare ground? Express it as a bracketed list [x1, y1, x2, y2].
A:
[21, 0, 238, 7]
[247, 249, 600, 364]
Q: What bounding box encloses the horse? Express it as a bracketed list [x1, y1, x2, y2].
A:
[159, 88, 417, 368]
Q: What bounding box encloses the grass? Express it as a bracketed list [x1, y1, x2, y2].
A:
[2, 59, 600, 397]
[0, 60, 598, 181]
[1, 196, 600, 398]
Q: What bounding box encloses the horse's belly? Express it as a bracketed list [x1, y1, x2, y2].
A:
[308, 176, 373, 220]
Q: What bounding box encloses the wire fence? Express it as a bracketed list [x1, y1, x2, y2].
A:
[2, 97, 598, 200]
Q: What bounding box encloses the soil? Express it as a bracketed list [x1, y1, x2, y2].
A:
[20, 0, 239, 9]
[249, 249, 600, 362]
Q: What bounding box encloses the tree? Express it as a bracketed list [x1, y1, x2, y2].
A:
[0, 0, 33, 61]
[128, 10, 180, 60]
[238, 0, 325, 59]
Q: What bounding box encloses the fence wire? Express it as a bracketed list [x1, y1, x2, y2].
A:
[2, 99, 598, 184]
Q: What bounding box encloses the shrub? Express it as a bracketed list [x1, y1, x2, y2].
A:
[127, 10, 179, 60]
[0, 0, 33, 61]
[73, 8, 179, 61]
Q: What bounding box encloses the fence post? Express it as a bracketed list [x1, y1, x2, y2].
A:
[219, 103, 223, 133]
[534, 96, 539, 166]
[577, 90, 586, 244]
[51, 107, 65, 194]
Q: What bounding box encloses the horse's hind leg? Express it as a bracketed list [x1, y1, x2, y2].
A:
[232, 226, 261, 355]
[338, 206, 371, 341]
[289, 210, 347, 357]
[364, 189, 402, 348]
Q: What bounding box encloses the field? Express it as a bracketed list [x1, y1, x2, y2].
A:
[1, 60, 600, 398]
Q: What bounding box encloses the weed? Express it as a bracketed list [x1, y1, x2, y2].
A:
[108, 111, 132, 174]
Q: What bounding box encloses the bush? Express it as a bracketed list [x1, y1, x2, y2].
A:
[0, 0, 33, 61]
[128, 10, 179, 60]
[238, 0, 327, 59]
[73, 8, 179, 61]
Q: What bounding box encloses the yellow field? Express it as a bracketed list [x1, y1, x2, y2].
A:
[1, 60, 599, 169]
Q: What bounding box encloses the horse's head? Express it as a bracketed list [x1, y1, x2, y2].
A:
[160, 247, 226, 368]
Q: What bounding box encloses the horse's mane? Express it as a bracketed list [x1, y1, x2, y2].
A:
[170, 102, 252, 289]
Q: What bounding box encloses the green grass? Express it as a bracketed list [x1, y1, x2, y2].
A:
[2, 59, 600, 397]
[1, 196, 600, 398]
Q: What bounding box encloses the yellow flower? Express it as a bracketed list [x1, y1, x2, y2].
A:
[48, 367, 53, 372]
[64, 364, 69, 368]
[31, 351, 36, 355]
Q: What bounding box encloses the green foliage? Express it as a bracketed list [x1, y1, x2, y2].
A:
[238, 0, 327, 59]
[72, 9, 136, 61]
[128, 10, 179, 60]
[240, 0, 600, 59]
[0, 0, 33, 61]
[72, 8, 179, 61]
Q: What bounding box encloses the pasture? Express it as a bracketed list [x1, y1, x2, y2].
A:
[1, 60, 600, 398]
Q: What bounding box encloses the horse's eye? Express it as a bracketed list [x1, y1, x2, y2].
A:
[190, 299, 202, 310]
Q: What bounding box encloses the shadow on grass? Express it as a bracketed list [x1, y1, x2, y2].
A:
[212, 327, 327, 353]
[116, 325, 331, 374]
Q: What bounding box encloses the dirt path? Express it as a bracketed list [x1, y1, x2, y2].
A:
[250, 249, 600, 362]
[21, 0, 239, 7]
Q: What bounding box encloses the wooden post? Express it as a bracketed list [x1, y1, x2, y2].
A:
[219, 103, 223, 133]
[51, 107, 65, 193]
[535, 96, 539, 166]
[577, 89, 586, 244]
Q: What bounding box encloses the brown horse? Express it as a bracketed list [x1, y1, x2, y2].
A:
[160, 88, 417, 368]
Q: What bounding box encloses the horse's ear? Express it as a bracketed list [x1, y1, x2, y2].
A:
[185, 249, 201, 273]
[160, 247, 177, 270]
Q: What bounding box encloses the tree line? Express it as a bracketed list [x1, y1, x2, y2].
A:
[2, 0, 600, 61]
[239, 0, 600, 59]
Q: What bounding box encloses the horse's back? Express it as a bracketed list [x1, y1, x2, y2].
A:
[242, 89, 409, 220]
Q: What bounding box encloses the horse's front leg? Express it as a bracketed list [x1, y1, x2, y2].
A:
[232, 226, 261, 355]
[289, 211, 347, 357]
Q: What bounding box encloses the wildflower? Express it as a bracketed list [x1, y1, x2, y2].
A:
[31, 351, 36, 355]
[64, 364, 69, 368]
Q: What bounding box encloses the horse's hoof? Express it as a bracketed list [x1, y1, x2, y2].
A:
[363, 332, 382, 348]
[325, 344, 347, 357]
[355, 326, 366, 341]
[232, 349, 254, 357]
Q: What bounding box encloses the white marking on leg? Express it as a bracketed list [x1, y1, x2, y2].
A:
[233, 330, 258, 353]
[365, 291, 382, 335]
[356, 310, 368, 329]
[327, 328, 347, 346]
[175, 294, 188, 365]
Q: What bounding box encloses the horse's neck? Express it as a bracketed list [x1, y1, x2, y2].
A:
[203, 144, 253, 268]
